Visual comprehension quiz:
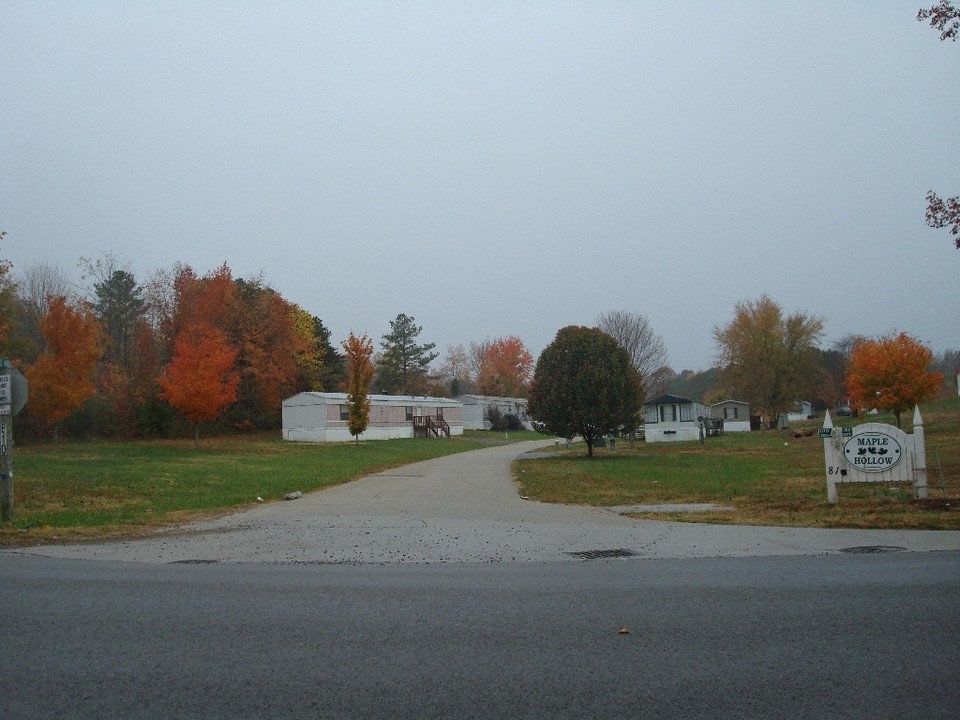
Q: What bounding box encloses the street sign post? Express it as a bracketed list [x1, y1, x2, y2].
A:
[1, 360, 28, 521]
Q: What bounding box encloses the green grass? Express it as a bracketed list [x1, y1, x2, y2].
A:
[1, 431, 529, 543]
[515, 397, 960, 530]
[517, 431, 819, 505]
[4, 403, 957, 541]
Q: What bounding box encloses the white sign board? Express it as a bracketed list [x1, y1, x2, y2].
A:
[822, 408, 927, 503]
[0, 366, 27, 416]
[842, 432, 903, 473]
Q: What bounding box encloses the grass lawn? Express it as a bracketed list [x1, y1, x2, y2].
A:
[0, 430, 541, 545]
[515, 397, 960, 530]
[3, 402, 956, 541]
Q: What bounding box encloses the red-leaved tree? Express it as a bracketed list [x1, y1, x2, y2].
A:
[476, 336, 534, 398]
[925, 190, 960, 250]
[845, 332, 943, 427]
[159, 324, 239, 445]
[918, 1, 960, 42]
[918, 3, 960, 250]
[226, 278, 306, 424]
[25, 296, 103, 442]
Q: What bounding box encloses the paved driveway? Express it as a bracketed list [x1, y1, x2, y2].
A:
[6, 439, 960, 564]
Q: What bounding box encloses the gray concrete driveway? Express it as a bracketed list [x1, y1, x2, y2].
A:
[6, 439, 960, 564]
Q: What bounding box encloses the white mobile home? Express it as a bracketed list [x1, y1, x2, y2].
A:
[644, 394, 710, 443]
[710, 400, 752, 433]
[282, 392, 464, 443]
[786, 400, 814, 422]
[457, 395, 532, 430]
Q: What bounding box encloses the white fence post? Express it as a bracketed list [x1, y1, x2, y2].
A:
[822, 411, 839, 503]
[913, 405, 927, 500]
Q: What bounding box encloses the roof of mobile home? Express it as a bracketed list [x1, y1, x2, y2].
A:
[283, 392, 461, 407]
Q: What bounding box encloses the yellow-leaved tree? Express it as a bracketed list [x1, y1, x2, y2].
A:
[713, 295, 824, 428]
[341, 332, 374, 444]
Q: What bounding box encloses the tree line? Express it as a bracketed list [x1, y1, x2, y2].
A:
[527, 301, 949, 458]
[3, 255, 347, 441]
[0, 241, 951, 443]
[0, 250, 543, 441]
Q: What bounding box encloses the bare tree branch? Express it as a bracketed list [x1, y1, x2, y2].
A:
[597, 310, 669, 399]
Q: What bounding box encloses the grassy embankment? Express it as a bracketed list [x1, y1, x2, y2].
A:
[1, 430, 543, 545]
[516, 397, 960, 530]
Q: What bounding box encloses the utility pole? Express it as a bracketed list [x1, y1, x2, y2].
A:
[0, 359, 28, 521]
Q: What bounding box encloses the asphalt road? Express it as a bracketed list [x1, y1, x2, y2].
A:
[2, 440, 959, 718]
[3, 552, 959, 719]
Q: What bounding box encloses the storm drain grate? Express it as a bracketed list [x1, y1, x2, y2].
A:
[566, 548, 639, 560]
[839, 545, 907, 554]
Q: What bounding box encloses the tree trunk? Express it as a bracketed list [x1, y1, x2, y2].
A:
[194, 423, 200, 448]
[586, 439, 594, 458]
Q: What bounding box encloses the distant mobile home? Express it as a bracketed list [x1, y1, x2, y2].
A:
[710, 400, 752, 433]
[644, 394, 711, 443]
[457, 395, 533, 430]
[786, 400, 814, 422]
[282, 392, 464, 442]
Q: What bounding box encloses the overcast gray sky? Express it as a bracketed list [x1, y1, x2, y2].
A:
[2, 1, 957, 371]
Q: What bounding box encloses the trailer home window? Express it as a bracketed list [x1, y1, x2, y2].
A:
[659, 404, 677, 422]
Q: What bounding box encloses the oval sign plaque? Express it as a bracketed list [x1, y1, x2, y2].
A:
[843, 431, 902, 473]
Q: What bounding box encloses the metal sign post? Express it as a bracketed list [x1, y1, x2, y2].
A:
[0, 360, 28, 521]
[0, 416, 9, 520]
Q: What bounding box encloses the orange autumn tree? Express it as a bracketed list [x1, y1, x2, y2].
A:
[341, 332, 375, 444]
[166, 265, 306, 429]
[25, 296, 103, 442]
[476, 336, 534, 398]
[170, 263, 235, 337]
[226, 278, 306, 426]
[845, 332, 943, 428]
[159, 324, 239, 446]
